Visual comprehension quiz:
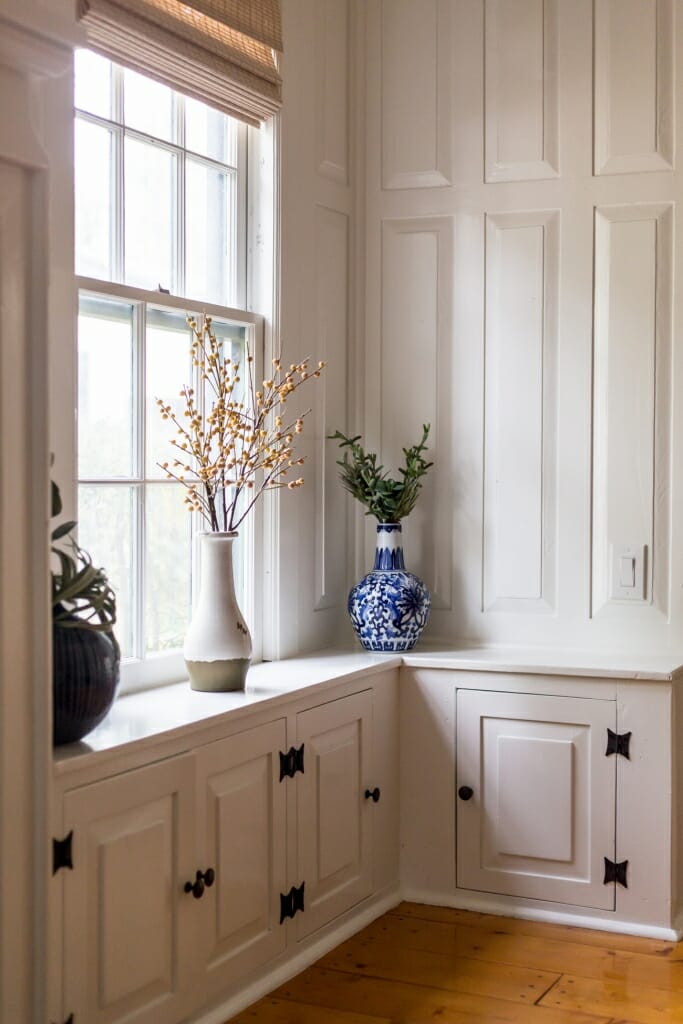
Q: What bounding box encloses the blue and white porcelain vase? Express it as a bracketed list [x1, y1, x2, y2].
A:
[348, 523, 430, 652]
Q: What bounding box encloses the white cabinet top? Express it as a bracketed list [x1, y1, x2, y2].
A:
[404, 646, 683, 681]
[53, 645, 683, 779]
[54, 652, 401, 775]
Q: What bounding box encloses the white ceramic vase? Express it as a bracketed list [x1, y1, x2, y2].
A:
[184, 532, 252, 692]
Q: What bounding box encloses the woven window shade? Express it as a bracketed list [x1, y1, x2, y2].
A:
[77, 0, 282, 125]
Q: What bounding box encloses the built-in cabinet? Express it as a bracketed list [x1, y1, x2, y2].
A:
[53, 678, 392, 1024]
[401, 663, 680, 937]
[296, 690, 373, 939]
[62, 755, 197, 1024]
[195, 719, 287, 999]
[456, 689, 617, 909]
[53, 657, 683, 1024]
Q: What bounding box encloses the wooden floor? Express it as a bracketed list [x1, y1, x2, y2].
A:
[230, 902, 683, 1024]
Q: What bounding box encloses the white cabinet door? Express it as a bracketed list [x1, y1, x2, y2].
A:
[194, 719, 287, 996]
[62, 755, 197, 1024]
[457, 689, 616, 909]
[296, 690, 373, 939]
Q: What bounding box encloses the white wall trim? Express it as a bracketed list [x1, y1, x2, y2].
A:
[402, 887, 681, 943]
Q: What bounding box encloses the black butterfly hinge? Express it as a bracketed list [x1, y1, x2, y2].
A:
[279, 882, 305, 923]
[603, 857, 628, 888]
[279, 744, 304, 781]
[606, 729, 632, 759]
[53, 831, 74, 875]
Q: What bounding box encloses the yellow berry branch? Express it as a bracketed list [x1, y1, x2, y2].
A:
[156, 314, 325, 533]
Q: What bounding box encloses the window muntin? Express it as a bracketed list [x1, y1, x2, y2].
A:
[74, 49, 244, 308]
[74, 50, 257, 691]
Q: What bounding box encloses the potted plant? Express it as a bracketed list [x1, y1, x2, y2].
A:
[157, 314, 325, 691]
[329, 425, 433, 651]
[51, 476, 119, 745]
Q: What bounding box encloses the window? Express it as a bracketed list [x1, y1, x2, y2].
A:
[74, 49, 263, 691]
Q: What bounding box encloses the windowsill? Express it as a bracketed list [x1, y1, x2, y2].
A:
[53, 650, 402, 776]
[53, 643, 683, 780]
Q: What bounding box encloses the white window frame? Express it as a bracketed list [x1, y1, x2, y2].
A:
[73, 52, 270, 693]
[75, 55, 248, 303]
[77, 278, 265, 693]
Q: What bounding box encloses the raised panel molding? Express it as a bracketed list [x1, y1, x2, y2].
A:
[315, 0, 349, 184]
[381, 217, 454, 610]
[315, 205, 348, 611]
[592, 203, 673, 618]
[594, 0, 674, 175]
[484, 0, 559, 183]
[381, 0, 453, 190]
[483, 210, 559, 613]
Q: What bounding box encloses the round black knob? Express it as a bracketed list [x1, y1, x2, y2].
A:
[184, 876, 205, 899]
[458, 785, 474, 801]
[184, 868, 215, 898]
[364, 787, 381, 803]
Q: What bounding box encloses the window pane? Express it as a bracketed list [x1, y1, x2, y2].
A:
[78, 298, 134, 478]
[186, 159, 236, 306]
[146, 310, 194, 479]
[145, 484, 192, 653]
[75, 49, 112, 119]
[185, 97, 237, 165]
[78, 485, 135, 660]
[124, 138, 176, 292]
[123, 68, 174, 142]
[75, 119, 113, 280]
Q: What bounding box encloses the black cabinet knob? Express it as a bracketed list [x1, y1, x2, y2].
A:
[184, 876, 204, 899]
[364, 787, 381, 803]
[458, 785, 474, 801]
[184, 867, 215, 898]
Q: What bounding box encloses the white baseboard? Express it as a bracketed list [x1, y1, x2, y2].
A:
[402, 887, 681, 942]
[192, 884, 402, 1024]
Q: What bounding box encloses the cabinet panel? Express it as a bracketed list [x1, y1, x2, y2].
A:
[296, 690, 373, 939]
[195, 719, 287, 995]
[456, 690, 616, 909]
[62, 755, 196, 1024]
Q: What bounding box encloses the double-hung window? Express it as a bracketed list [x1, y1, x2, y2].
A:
[74, 49, 262, 691]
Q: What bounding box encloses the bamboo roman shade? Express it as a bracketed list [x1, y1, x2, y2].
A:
[77, 0, 283, 125]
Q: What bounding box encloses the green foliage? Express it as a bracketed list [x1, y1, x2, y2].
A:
[51, 477, 117, 635]
[329, 424, 433, 523]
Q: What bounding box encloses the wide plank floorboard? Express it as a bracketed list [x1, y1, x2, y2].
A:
[230, 997, 392, 1024]
[272, 966, 611, 1024]
[227, 902, 683, 1023]
[390, 903, 678, 958]
[353, 914, 683, 991]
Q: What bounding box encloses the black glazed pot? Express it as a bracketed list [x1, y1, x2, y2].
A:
[53, 622, 120, 745]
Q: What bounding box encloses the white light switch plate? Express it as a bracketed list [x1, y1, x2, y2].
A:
[610, 544, 646, 601]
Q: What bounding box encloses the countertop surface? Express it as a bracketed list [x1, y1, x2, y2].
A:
[54, 644, 683, 775]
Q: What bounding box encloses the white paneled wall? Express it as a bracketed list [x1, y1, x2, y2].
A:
[361, 0, 683, 651]
[274, 0, 354, 656]
[484, 0, 559, 182]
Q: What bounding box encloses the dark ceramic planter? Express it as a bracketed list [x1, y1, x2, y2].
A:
[53, 622, 120, 745]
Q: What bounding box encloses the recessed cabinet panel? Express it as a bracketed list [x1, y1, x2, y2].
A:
[495, 735, 573, 861]
[457, 689, 616, 909]
[296, 690, 373, 939]
[100, 814, 171, 1005]
[195, 719, 287, 996]
[63, 755, 196, 1024]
